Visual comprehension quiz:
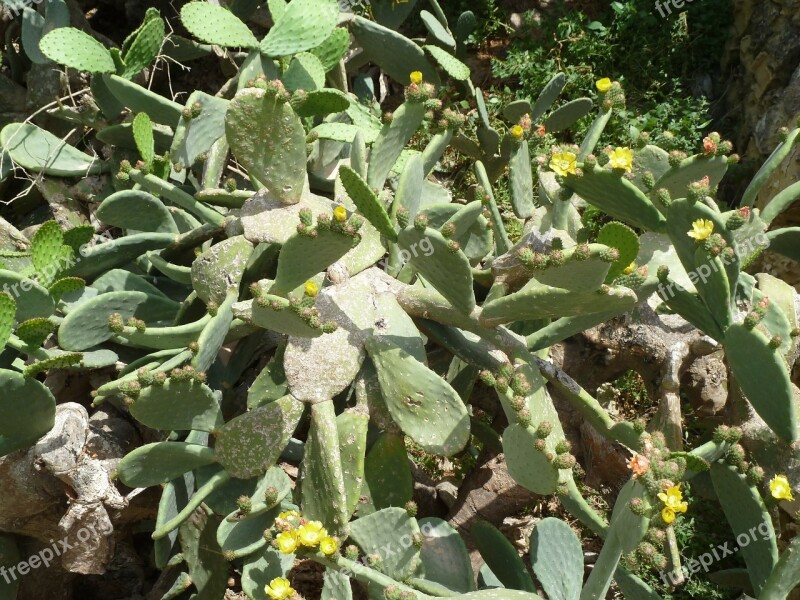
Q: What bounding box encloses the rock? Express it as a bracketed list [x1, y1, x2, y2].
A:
[681, 351, 729, 416]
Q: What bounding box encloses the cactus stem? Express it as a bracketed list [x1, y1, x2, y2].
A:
[128, 169, 225, 227]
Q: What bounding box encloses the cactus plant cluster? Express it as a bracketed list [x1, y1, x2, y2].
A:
[1, 1, 800, 599]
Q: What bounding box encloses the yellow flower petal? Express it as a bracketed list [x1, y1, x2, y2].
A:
[510, 125, 525, 141]
[687, 219, 714, 241]
[770, 475, 795, 501]
[608, 147, 633, 172]
[265, 577, 294, 600]
[549, 151, 578, 177]
[333, 206, 348, 222]
[410, 71, 423, 85]
[320, 536, 339, 556]
[661, 506, 676, 524]
[297, 521, 327, 547]
[276, 530, 299, 554]
[596, 78, 612, 93]
[304, 281, 319, 297]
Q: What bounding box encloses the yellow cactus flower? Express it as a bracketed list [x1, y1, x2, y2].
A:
[297, 520, 327, 547]
[623, 262, 636, 275]
[410, 71, 423, 85]
[687, 219, 714, 241]
[319, 536, 339, 556]
[658, 483, 689, 518]
[304, 281, 319, 297]
[608, 147, 633, 172]
[278, 510, 301, 520]
[276, 530, 299, 554]
[510, 125, 525, 141]
[596, 78, 613, 93]
[661, 506, 676, 524]
[549, 151, 578, 177]
[333, 205, 348, 222]
[769, 475, 795, 501]
[265, 577, 294, 600]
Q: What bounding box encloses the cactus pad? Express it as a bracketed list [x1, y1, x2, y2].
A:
[97, 190, 178, 233]
[58, 290, 148, 351]
[226, 88, 307, 205]
[260, 0, 338, 57]
[39, 27, 115, 73]
[0, 369, 56, 456]
[0, 123, 108, 176]
[130, 378, 224, 432]
[214, 394, 305, 478]
[180, 3, 258, 49]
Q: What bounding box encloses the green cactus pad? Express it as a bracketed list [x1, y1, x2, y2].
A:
[214, 394, 305, 478]
[665, 198, 738, 298]
[102, 74, 183, 126]
[529, 518, 583, 600]
[502, 423, 560, 494]
[755, 273, 796, 357]
[337, 408, 369, 519]
[147, 252, 192, 284]
[338, 165, 397, 241]
[309, 27, 350, 72]
[282, 52, 326, 93]
[654, 154, 728, 201]
[191, 236, 254, 305]
[58, 290, 148, 351]
[742, 127, 800, 208]
[310, 122, 380, 144]
[503, 99, 532, 123]
[247, 347, 289, 410]
[425, 202, 493, 263]
[423, 45, 470, 80]
[367, 101, 427, 190]
[608, 479, 650, 553]
[272, 228, 355, 295]
[0, 369, 56, 456]
[180, 3, 258, 48]
[509, 140, 535, 218]
[192, 294, 236, 372]
[394, 152, 424, 221]
[23, 352, 83, 378]
[578, 107, 613, 160]
[418, 517, 475, 593]
[693, 247, 732, 330]
[39, 27, 115, 72]
[170, 91, 229, 174]
[532, 72, 567, 122]
[724, 323, 797, 442]
[397, 226, 475, 314]
[15, 317, 53, 348]
[260, 0, 337, 57]
[631, 145, 670, 194]
[359, 431, 413, 515]
[348, 507, 423, 580]
[472, 520, 536, 592]
[97, 190, 178, 233]
[565, 168, 666, 232]
[95, 121, 174, 153]
[120, 10, 165, 78]
[250, 466, 292, 515]
[31, 221, 73, 287]
[117, 441, 217, 487]
[0, 293, 14, 350]
[598, 222, 640, 283]
[292, 89, 351, 118]
[0, 123, 109, 176]
[370, 0, 419, 28]
[658, 278, 723, 341]
[178, 509, 229, 599]
[480, 280, 636, 326]
[130, 378, 224, 432]
[226, 87, 307, 205]
[236, 297, 322, 338]
[761, 179, 800, 225]
[216, 507, 277, 559]
[366, 336, 470, 456]
[710, 462, 778, 594]
[766, 227, 800, 261]
[420, 10, 455, 48]
[543, 98, 593, 133]
[0, 270, 54, 321]
[300, 401, 349, 532]
[131, 112, 155, 163]
[351, 16, 438, 85]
